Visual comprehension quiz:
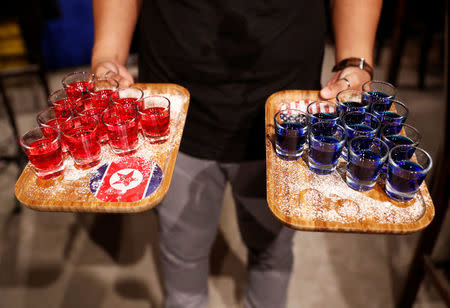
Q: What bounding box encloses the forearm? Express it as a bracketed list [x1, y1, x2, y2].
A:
[91, 0, 142, 68]
[331, 0, 383, 65]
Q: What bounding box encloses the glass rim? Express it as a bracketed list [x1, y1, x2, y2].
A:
[48, 88, 71, 105]
[361, 80, 397, 97]
[137, 95, 171, 113]
[309, 123, 346, 143]
[381, 123, 421, 145]
[342, 111, 381, 131]
[388, 145, 433, 174]
[336, 89, 367, 101]
[102, 107, 138, 127]
[110, 86, 145, 103]
[274, 108, 307, 119]
[37, 106, 73, 126]
[86, 77, 119, 93]
[348, 136, 389, 162]
[75, 97, 110, 115]
[61, 71, 95, 87]
[306, 100, 341, 117]
[60, 115, 98, 137]
[19, 126, 60, 149]
[373, 99, 409, 118]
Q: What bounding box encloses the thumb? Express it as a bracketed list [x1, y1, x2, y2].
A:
[93, 61, 119, 78]
[320, 78, 350, 100]
[116, 66, 135, 85]
[106, 71, 133, 88]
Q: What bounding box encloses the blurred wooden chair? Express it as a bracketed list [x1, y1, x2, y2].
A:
[385, 0, 445, 88]
[0, 1, 58, 213]
[396, 1, 450, 307]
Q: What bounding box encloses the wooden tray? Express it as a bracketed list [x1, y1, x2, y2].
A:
[265, 90, 434, 234]
[15, 83, 189, 213]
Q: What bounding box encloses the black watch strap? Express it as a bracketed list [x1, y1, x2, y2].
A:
[332, 57, 373, 78]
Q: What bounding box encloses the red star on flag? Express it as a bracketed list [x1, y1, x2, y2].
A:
[111, 170, 137, 187]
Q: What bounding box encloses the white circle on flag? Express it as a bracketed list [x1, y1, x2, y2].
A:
[109, 169, 143, 192]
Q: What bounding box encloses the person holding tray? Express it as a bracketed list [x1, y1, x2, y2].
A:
[91, 0, 382, 307]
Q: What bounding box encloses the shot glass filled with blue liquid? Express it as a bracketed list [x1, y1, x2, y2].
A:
[342, 111, 381, 160]
[362, 80, 396, 110]
[386, 146, 432, 202]
[381, 124, 421, 150]
[274, 109, 308, 161]
[346, 136, 389, 191]
[308, 123, 346, 175]
[307, 100, 342, 126]
[372, 99, 409, 129]
[379, 124, 420, 174]
[336, 89, 370, 114]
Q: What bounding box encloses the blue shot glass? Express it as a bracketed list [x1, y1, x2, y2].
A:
[386, 146, 432, 202]
[308, 123, 346, 175]
[274, 109, 309, 161]
[342, 111, 381, 160]
[372, 99, 409, 129]
[336, 89, 371, 114]
[381, 124, 421, 150]
[362, 80, 397, 110]
[346, 136, 389, 191]
[379, 124, 421, 174]
[306, 100, 342, 126]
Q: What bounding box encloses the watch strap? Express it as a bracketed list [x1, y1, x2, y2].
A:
[332, 57, 373, 78]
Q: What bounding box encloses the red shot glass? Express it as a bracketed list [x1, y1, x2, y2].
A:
[137, 95, 170, 144]
[61, 115, 102, 169]
[37, 106, 72, 152]
[86, 77, 119, 100]
[75, 97, 110, 144]
[62, 71, 95, 101]
[19, 127, 65, 179]
[110, 87, 144, 108]
[49, 88, 78, 112]
[102, 106, 140, 156]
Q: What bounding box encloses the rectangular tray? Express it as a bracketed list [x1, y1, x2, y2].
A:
[265, 90, 434, 234]
[15, 83, 189, 213]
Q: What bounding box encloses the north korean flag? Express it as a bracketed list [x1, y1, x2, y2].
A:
[90, 156, 163, 202]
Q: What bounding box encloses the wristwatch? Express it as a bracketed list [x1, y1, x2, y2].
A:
[332, 57, 373, 79]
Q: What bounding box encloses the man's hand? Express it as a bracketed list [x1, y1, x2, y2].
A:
[319, 67, 371, 100]
[92, 61, 134, 88]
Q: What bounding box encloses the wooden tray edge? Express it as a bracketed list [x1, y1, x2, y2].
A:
[15, 83, 190, 213]
[265, 90, 436, 234]
[267, 195, 435, 234]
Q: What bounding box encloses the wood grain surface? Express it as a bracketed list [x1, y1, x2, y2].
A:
[265, 90, 435, 234]
[15, 83, 190, 213]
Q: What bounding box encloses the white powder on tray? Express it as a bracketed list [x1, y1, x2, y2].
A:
[268, 99, 428, 227]
[268, 150, 426, 225]
[23, 92, 186, 204]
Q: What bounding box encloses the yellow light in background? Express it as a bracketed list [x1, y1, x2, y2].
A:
[0, 21, 28, 70]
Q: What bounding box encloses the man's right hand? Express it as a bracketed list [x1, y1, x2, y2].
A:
[92, 60, 134, 88]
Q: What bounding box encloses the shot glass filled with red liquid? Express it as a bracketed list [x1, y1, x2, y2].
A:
[75, 97, 110, 143]
[61, 115, 101, 169]
[86, 77, 119, 100]
[49, 88, 78, 112]
[102, 106, 140, 156]
[37, 106, 72, 152]
[62, 71, 95, 101]
[137, 95, 170, 144]
[110, 87, 144, 108]
[19, 127, 65, 179]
